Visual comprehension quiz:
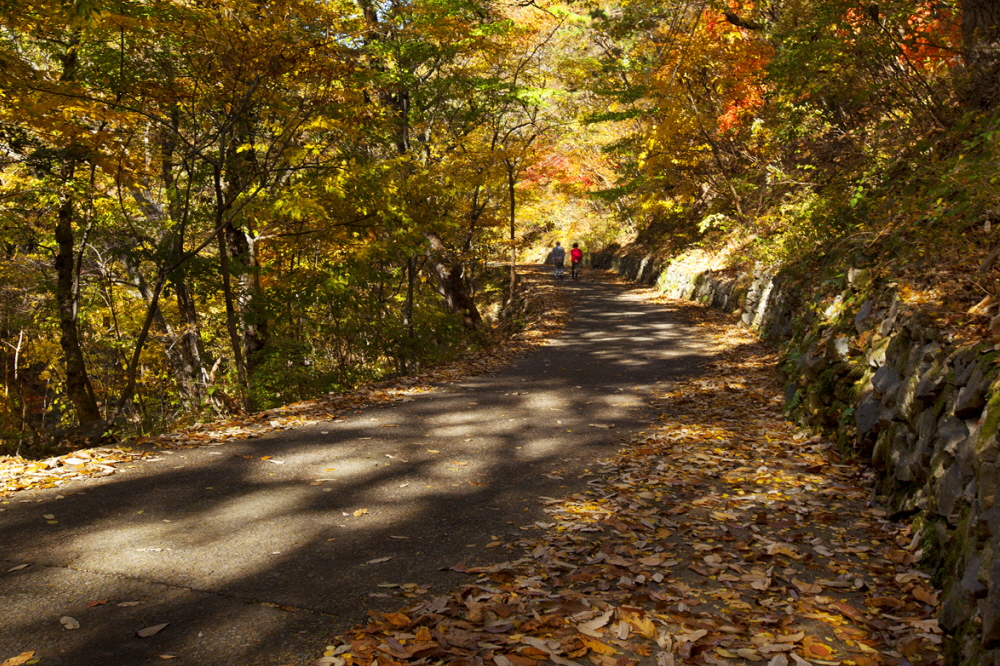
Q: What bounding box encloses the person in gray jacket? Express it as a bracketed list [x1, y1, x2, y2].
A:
[551, 241, 566, 279]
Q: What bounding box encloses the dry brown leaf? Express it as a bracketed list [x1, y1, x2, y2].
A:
[137, 623, 169, 638]
[588, 654, 617, 666]
[676, 629, 708, 644]
[913, 585, 939, 605]
[577, 609, 613, 637]
[792, 579, 822, 594]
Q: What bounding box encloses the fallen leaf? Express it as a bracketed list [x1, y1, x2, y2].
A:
[315, 658, 346, 666]
[868, 596, 905, 610]
[86, 599, 109, 607]
[676, 629, 708, 644]
[792, 579, 822, 594]
[137, 623, 169, 637]
[577, 609, 614, 637]
[367, 557, 393, 564]
[353, 508, 369, 517]
[6, 564, 29, 572]
[60, 616, 80, 630]
[0, 653, 35, 666]
[117, 601, 140, 607]
[580, 637, 618, 656]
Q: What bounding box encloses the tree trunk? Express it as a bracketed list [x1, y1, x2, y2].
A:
[51, 29, 102, 425]
[173, 277, 206, 395]
[127, 185, 204, 403]
[54, 193, 102, 424]
[120, 251, 195, 395]
[402, 254, 417, 373]
[963, 0, 1000, 108]
[507, 163, 518, 304]
[224, 221, 268, 370]
[218, 225, 252, 412]
[424, 231, 483, 330]
[160, 106, 206, 399]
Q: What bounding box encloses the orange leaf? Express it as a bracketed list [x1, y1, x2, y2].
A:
[384, 612, 411, 628]
[580, 637, 618, 656]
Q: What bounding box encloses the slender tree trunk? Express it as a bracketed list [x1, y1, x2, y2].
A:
[235, 229, 267, 369]
[54, 192, 102, 424]
[507, 164, 517, 303]
[173, 278, 206, 393]
[120, 252, 193, 389]
[963, 0, 1000, 108]
[402, 254, 416, 373]
[51, 30, 101, 425]
[160, 107, 206, 399]
[218, 227, 252, 412]
[221, 121, 268, 373]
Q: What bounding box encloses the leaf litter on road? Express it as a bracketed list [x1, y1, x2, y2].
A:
[317, 294, 941, 666]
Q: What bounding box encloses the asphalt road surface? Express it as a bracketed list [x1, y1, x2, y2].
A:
[0, 269, 711, 666]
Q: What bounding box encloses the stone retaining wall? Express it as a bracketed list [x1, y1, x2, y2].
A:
[595, 251, 1000, 666]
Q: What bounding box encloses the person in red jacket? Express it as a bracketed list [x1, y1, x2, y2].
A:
[570, 243, 583, 280]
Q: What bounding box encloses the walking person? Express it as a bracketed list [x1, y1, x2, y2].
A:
[551, 241, 566, 279]
[570, 242, 583, 280]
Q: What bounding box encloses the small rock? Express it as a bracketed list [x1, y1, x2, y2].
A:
[855, 394, 881, 437]
[872, 365, 901, 401]
[954, 365, 989, 418]
[854, 299, 874, 333]
[961, 555, 988, 600]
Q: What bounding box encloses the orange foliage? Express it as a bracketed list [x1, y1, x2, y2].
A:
[704, 9, 772, 134]
[898, 2, 961, 72]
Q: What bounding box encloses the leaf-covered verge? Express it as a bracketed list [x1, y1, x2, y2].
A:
[317, 295, 942, 666]
[0, 270, 570, 497]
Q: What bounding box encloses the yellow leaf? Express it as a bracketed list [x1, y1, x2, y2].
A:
[580, 637, 617, 656]
[1, 652, 35, 666]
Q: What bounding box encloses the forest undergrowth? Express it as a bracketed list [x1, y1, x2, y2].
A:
[317, 294, 942, 666]
[0, 271, 571, 497]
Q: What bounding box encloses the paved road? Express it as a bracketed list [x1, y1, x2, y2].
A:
[0, 270, 710, 666]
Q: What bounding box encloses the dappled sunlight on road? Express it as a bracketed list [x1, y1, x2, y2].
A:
[0, 269, 713, 665]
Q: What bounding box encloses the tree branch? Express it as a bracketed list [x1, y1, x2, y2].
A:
[723, 11, 764, 31]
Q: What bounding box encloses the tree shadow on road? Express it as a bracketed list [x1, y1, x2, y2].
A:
[0, 271, 715, 666]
